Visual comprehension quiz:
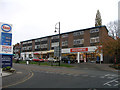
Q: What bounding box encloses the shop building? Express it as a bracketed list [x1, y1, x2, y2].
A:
[13, 43, 21, 58]
[19, 25, 112, 63]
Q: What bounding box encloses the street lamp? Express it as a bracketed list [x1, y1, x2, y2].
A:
[55, 22, 61, 66]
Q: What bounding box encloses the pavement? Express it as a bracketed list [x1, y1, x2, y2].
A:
[0, 68, 14, 77]
[1, 71, 12, 77]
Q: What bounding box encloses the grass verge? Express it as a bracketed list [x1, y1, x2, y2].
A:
[13, 60, 74, 68]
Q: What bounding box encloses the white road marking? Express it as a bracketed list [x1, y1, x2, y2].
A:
[107, 77, 115, 79]
[16, 72, 22, 74]
[114, 83, 120, 86]
[105, 74, 110, 76]
[103, 78, 119, 87]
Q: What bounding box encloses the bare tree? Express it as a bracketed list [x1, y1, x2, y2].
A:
[107, 20, 118, 39]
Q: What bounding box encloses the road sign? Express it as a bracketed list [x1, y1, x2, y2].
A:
[54, 46, 61, 57]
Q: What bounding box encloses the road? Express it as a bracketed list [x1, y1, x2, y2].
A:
[2, 63, 120, 89]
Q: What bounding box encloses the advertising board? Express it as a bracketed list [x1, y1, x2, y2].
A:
[0, 22, 13, 68]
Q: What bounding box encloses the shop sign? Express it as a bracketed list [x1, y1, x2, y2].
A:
[34, 53, 39, 55]
[2, 46, 12, 53]
[1, 24, 12, 32]
[70, 48, 88, 52]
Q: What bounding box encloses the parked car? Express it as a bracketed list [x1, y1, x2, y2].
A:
[14, 57, 19, 60]
[43, 58, 48, 62]
[48, 57, 58, 62]
[25, 57, 33, 61]
[61, 56, 77, 63]
[33, 58, 44, 62]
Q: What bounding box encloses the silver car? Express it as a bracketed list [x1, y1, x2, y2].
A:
[25, 57, 33, 61]
[48, 57, 58, 62]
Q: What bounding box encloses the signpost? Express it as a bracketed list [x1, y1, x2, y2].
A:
[54, 46, 61, 57]
[0, 22, 13, 68]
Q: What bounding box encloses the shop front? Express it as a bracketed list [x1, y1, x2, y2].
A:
[33, 51, 48, 59]
[21, 52, 33, 60]
[47, 50, 54, 58]
[61, 46, 103, 63]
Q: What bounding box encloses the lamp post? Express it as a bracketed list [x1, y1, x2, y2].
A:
[55, 22, 61, 66]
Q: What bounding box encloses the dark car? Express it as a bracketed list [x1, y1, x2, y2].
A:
[61, 56, 77, 63]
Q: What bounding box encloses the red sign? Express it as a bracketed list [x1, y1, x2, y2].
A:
[34, 53, 39, 55]
[3, 25, 10, 30]
[70, 48, 88, 52]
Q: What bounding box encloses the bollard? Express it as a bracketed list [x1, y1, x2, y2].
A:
[26, 61, 29, 65]
[51, 61, 53, 66]
[38, 61, 40, 65]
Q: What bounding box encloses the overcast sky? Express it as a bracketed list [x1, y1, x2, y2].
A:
[0, 0, 119, 45]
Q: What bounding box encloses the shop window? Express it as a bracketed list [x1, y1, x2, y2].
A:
[90, 37, 99, 43]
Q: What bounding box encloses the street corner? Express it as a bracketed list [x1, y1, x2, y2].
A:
[1, 71, 12, 77]
[1, 68, 16, 77]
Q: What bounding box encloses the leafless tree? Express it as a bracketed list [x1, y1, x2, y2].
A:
[107, 20, 119, 39]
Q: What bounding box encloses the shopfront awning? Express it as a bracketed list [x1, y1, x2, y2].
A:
[47, 50, 54, 53]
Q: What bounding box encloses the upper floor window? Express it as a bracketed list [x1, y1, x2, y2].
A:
[62, 34, 68, 38]
[27, 41, 32, 43]
[41, 38, 48, 41]
[51, 35, 59, 39]
[35, 39, 41, 42]
[90, 28, 99, 33]
[51, 42, 59, 47]
[35, 45, 40, 49]
[22, 47, 27, 50]
[22, 42, 28, 44]
[41, 44, 47, 48]
[22, 46, 32, 51]
[27, 46, 32, 50]
[73, 39, 84, 45]
[62, 41, 68, 46]
[90, 37, 99, 43]
[73, 31, 84, 36]
[22, 41, 32, 45]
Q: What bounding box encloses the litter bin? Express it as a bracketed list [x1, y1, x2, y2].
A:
[68, 60, 70, 64]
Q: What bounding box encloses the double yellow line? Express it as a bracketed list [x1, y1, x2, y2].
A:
[2, 70, 34, 88]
